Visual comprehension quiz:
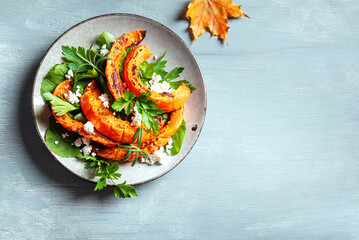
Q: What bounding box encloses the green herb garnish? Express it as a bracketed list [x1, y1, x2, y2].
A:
[118, 128, 154, 166]
[139, 52, 196, 92]
[112, 92, 164, 136]
[43, 92, 79, 116]
[83, 156, 137, 198]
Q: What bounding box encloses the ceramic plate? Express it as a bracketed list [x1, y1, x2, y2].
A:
[32, 14, 206, 185]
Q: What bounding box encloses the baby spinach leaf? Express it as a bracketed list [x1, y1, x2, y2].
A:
[45, 116, 83, 158]
[170, 119, 186, 156]
[40, 63, 68, 102]
[97, 31, 116, 49]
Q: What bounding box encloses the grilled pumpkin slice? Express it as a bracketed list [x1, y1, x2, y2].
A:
[105, 30, 146, 100]
[51, 79, 119, 147]
[81, 80, 156, 143]
[93, 106, 185, 161]
[124, 45, 190, 112]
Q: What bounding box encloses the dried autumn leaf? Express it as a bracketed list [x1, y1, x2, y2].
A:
[185, 0, 249, 42]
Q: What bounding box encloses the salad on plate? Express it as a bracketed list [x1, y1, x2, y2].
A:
[40, 30, 195, 198]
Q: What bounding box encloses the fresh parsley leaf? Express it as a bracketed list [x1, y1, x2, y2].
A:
[141, 110, 161, 136]
[40, 63, 68, 102]
[81, 155, 137, 198]
[169, 80, 196, 93]
[62, 45, 110, 89]
[169, 119, 187, 156]
[114, 182, 138, 198]
[139, 52, 167, 79]
[43, 92, 79, 116]
[112, 91, 136, 115]
[124, 91, 136, 101]
[138, 52, 196, 93]
[45, 116, 84, 158]
[95, 177, 107, 191]
[161, 67, 184, 82]
[134, 92, 164, 135]
[97, 31, 116, 49]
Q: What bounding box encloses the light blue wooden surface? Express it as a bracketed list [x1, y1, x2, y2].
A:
[1, 0, 359, 239]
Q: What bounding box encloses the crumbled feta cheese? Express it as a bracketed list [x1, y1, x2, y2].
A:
[88, 82, 92, 86]
[82, 145, 93, 156]
[141, 146, 168, 165]
[64, 90, 79, 104]
[74, 138, 82, 147]
[91, 152, 96, 157]
[75, 85, 82, 97]
[113, 112, 116, 115]
[153, 146, 168, 165]
[83, 121, 95, 134]
[81, 137, 91, 146]
[149, 73, 173, 93]
[54, 141, 59, 145]
[62, 132, 69, 138]
[65, 69, 74, 79]
[166, 138, 173, 150]
[131, 106, 142, 127]
[99, 93, 110, 108]
[100, 44, 109, 56]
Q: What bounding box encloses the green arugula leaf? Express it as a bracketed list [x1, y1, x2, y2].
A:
[97, 31, 116, 49]
[170, 119, 187, 156]
[43, 92, 79, 116]
[45, 116, 84, 158]
[40, 63, 68, 102]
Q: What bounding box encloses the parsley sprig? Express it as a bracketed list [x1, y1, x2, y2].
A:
[62, 44, 110, 90]
[139, 52, 196, 92]
[112, 92, 164, 136]
[118, 128, 154, 166]
[82, 156, 137, 198]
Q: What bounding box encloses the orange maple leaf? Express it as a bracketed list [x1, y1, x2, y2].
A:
[185, 0, 249, 42]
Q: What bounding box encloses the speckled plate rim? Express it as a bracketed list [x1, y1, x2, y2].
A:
[32, 13, 207, 186]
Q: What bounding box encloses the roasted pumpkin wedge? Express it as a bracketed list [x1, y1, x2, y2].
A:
[51, 79, 120, 147]
[93, 106, 185, 161]
[105, 30, 146, 100]
[81, 80, 156, 143]
[124, 45, 191, 112]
